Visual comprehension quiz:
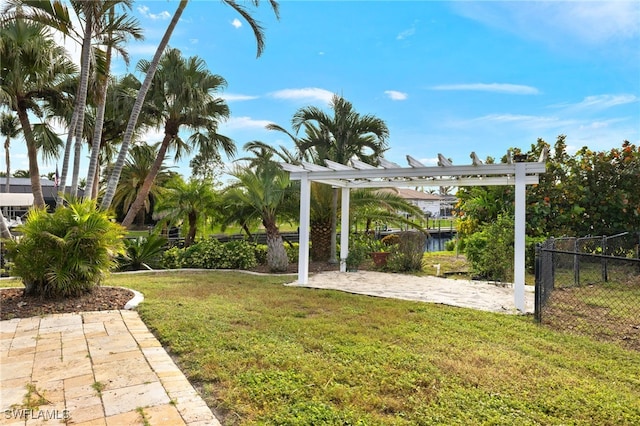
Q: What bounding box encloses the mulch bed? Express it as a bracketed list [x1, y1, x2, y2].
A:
[0, 286, 134, 321]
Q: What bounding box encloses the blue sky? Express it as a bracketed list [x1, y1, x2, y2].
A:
[5, 0, 640, 181]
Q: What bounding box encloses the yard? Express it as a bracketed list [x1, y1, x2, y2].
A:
[105, 271, 639, 425]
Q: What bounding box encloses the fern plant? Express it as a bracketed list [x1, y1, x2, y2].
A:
[5, 200, 125, 297]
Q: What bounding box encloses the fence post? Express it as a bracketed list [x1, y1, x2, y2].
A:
[602, 235, 608, 282]
[534, 243, 542, 322]
[573, 238, 580, 286]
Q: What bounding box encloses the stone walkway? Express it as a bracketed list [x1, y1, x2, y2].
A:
[288, 271, 535, 314]
[0, 310, 219, 426]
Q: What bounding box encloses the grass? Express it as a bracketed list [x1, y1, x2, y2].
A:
[103, 270, 640, 425]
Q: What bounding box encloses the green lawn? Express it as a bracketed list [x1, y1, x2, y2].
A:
[100, 271, 639, 425]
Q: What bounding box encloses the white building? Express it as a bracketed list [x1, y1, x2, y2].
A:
[377, 188, 456, 218]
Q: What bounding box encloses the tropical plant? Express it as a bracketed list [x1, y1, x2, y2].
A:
[154, 175, 219, 247]
[0, 111, 21, 193]
[101, 0, 280, 210]
[0, 17, 77, 206]
[4, 0, 143, 200]
[4, 199, 126, 297]
[289, 94, 390, 262]
[224, 152, 298, 272]
[385, 231, 427, 273]
[116, 233, 167, 271]
[120, 48, 233, 227]
[111, 143, 173, 226]
[178, 238, 257, 270]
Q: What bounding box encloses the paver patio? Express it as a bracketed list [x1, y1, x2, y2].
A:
[0, 310, 219, 426]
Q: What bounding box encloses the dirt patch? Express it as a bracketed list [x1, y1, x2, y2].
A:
[542, 286, 640, 351]
[0, 286, 134, 321]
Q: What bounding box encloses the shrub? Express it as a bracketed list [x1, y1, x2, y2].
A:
[161, 246, 183, 269]
[180, 238, 257, 270]
[254, 244, 268, 265]
[381, 233, 400, 247]
[385, 231, 427, 272]
[285, 243, 299, 263]
[464, 215, 514, 281]
[116, 233, 167, 271]
[445, 237, 457, 251]
[4, 200, 125, 297]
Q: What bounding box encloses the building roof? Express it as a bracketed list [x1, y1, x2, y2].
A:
[376, 187, 445, 201]
[0, 193, 34, 207]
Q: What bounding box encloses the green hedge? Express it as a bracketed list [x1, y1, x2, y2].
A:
[161, 238, 257, 270]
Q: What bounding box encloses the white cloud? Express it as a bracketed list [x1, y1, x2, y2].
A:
[396, 27, 415, 40]
[138, 129, 165, 145]
[137, 5, 171, 21]
[417, 157, 439, 166]
[476, 113, 563, 127]
[126, 43, 161, 57]
[220, 116, 273, 131]
[231, 18, 242, 29]
[384, 90, 408, 101]
[431, 83, 540, 95]
[270, 88, 335, 103]
[568, 94, 638, 110]
[452, 2, 640, 47]
[221, 93, 259, 102]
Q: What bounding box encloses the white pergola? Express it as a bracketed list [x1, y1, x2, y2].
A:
[281, 150, 547, 312]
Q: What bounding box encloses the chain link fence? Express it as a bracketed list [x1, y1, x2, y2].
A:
[535, 233, 640, 350]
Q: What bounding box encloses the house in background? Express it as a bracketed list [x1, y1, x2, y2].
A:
[0, 177, 82, 221]
[376, 187, 457, 218]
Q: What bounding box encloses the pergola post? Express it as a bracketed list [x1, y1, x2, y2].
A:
[514, 162, 526, 312]
[339, 187, 350, 272]
[297, 175, 311, 284]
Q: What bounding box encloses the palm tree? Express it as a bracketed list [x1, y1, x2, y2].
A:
[101, 0, 280, 211]
[290, 94, 390, 262]
[111, 143, 172, 227]
[154, 175, 219, 247]
[0, 18, 77, 207]
[89, 74, 152, 199]
[0, 112, 21, 193]
[4, 0, 143, 201]
[85, 3, 143, 200]
[120, 48, 233, 228]
[224, 158, 296, 272]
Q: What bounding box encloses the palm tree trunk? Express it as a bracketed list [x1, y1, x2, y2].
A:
[121, 134, 172, 227]
[186, 211, 197, 247]
[310, 219, 332, 262]
[58, 13, 93, 205]
[16, 109, 45, 207]
[85, 9, 114, 201]
[4, 137, 10, 193]
[101, 0, 188, 210]
[265, 221, 288, 272]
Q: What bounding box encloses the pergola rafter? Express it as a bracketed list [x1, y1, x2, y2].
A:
[281, 149, 547, 312]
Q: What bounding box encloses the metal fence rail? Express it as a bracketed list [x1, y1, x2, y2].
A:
[534, 233, 640, 350]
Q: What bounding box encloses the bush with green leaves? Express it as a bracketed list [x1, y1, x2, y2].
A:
[4, 200, 125, 297]
[385, 231, 427, 272]
[178, 238, 258, 270]
[116, 233, 167, 271]
[161, 246, 183, 269]
[464, 215, 514, 281]
[254, 244, 268, 265]
[285, 243, 299, 263]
